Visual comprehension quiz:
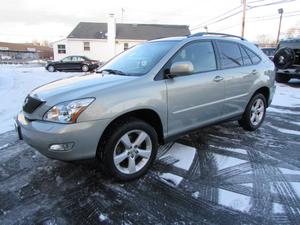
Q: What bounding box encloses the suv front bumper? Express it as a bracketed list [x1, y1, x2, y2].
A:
[15, 112, 110, 161]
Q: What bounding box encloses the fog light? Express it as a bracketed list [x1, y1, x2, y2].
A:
[49, 143, 74, 151]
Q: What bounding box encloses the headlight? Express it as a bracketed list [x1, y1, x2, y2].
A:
[43, 98, 95, 123]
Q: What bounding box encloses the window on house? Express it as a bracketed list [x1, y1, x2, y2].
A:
[124, 43, 129, 51]
[57, 44, 66, 54]
[84, 42, 90, 51]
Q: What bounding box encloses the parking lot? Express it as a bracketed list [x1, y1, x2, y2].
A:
[0, 70, 299, 224]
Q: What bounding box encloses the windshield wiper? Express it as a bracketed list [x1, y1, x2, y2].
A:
[97, 69, 127, 75]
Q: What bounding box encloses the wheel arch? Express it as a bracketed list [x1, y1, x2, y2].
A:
[252, 86, 270, 107]
[97, 108, 165, 159]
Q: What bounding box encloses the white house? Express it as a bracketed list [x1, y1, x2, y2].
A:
[52, 14, 190, 62]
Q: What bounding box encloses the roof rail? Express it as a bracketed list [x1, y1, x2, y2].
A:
[188, 32, 246, 41]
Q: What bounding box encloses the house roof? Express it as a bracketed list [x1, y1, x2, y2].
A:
[0, 42, 52, 52]
[67, 22, 190, 40]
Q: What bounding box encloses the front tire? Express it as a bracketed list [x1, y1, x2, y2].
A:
[98, 118, 158, 181]
[275, 73, 290, 83]
[239, 93, 266, 131]
[82, 65, 89, 72]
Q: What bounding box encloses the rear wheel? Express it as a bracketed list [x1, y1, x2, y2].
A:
[239, 93, 266, 131]
[275, 73, 290, 83]
[47, 65, 56, 72]
[97, 118, 158, 181]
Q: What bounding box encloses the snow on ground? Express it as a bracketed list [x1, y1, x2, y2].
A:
[0, 65, 83, 134]
[271, 80, 300, 108]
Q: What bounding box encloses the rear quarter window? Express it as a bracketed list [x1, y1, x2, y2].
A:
[243, 46, 261, 64]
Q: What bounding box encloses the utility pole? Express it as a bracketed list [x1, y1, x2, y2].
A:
[241, 0, 247, 38]
[276, 8, 284, 44]
[121, 8, 125, 23]
[204, 26, 208, 32]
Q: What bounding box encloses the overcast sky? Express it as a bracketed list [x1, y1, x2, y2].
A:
[0, 0, 299, 43]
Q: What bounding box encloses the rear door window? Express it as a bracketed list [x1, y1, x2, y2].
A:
[218, 41, 243, 69]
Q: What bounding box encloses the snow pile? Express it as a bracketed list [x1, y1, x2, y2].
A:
[0, 65, 82, 134]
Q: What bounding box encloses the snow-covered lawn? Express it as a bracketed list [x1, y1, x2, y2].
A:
[0, 65, 83, 134]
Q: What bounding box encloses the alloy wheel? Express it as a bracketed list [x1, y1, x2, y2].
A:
[250, 98, 265, 126]
[82, 65, 89, 72]
[113, 129, 152, 174]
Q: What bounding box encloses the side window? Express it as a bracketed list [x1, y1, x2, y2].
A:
[57, 44, 66, 54]
[244, 47, 261, 64]
[172, 41, 216, 74]
[84, 42, 90, 51]
[240, 46, 252, 66]
[124, 43, 129, 51]
[71, 56, 78, 61]
[218, 41, 243, 69]
[61, 56, 71, 62]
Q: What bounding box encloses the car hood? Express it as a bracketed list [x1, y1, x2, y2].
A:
[30, 74, 137, 101]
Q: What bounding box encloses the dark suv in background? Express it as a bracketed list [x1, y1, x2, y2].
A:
[273, 38, 300, 83]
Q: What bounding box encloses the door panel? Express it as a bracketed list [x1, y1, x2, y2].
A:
[165, 40, 225, 137]
[222, 67, 256, 116]
[166, 71, 225, 136]
[216, 41, 257, 117]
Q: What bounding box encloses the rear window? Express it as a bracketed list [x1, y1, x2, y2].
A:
[218, 41, 243, 69]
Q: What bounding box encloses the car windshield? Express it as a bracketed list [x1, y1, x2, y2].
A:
[98, 41, 178, 76]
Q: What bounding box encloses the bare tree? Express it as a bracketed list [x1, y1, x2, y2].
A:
[286, 27, 300, 38]
[256, 34, 276, 47]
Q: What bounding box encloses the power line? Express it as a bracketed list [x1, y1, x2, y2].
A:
[191, 0, 296, 31]
[190, 5, 242, 30]
[190, 8, 243, 31]
[215, 12, 300, 32]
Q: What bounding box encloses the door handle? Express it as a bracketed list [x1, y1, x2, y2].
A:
[213, 76, 224, 82]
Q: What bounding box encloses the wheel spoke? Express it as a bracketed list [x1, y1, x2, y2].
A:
[137, 149, 151, 159]
[134, 132, 148, 146]
[114, 151, 128, 165]
[251, 113, 256, 122]
[255, 114, 260, 122]
[120, 134, 132, 149]
[258, 106, 264, 113]
[128, 157, 136, 173]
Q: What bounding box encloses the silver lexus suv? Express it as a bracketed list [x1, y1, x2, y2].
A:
[16, 33, 276, 180]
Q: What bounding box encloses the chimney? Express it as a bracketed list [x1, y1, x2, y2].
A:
[107, 13, 116, 58]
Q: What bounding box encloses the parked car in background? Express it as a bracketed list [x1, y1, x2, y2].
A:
[45, 56, 99, 72]
[261, 47, 276, 60]
[16, 32, 275, 181]
[273, 38, 300, 83]
[0, 55, 12, 60]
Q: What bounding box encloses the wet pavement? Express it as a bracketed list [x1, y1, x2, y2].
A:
[0, 83, 300, 225]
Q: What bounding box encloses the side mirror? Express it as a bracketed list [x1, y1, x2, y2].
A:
[169, 61, 194, 77]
